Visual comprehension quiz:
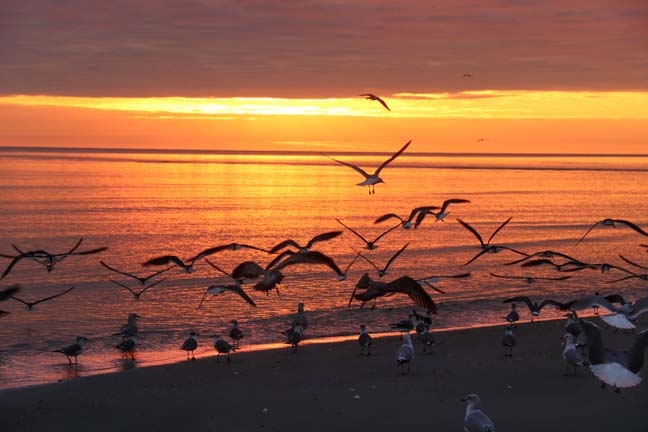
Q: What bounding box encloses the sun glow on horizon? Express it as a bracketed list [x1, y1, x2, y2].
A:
[1, 90, 647, 120]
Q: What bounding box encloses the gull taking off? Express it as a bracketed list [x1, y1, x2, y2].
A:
[326, 140, 411, 194]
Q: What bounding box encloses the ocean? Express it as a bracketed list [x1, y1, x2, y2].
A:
[1, 146, 647, 390]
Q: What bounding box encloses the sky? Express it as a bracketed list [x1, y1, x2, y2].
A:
[1, 0, 647, 153]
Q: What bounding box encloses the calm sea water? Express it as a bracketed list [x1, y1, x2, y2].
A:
[1, 147, 648, 390]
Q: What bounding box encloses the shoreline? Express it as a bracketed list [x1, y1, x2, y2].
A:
[0, 317, 574, 392]
[2, 318, 646, 431]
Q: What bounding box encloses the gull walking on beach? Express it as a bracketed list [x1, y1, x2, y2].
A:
[181, 331, 199, 360]
[462, 393, 496, 432]
[54, 336, 88, 365]
[396, 333, 415, 374]
[326, 140, 411, 194]
[358, 324, 373, 356]
[502, 326, 516, 357]
[284, 324, 304, 352]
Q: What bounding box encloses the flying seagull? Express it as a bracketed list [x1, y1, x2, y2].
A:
[360, 93, 391, 111]
[100, 260, 173, 285]
[10, 286, 75, 311]
[109, 278, 165, 301]
[336, 218, 400, 250]
[356, 243, 409, 278]
[269, 231, 343, 254]
[503, 296, 564, 322]
[326, 140, 411, 194]
[414, 198, 471, 226]
[374, 206, 440, 229]
[577, 218, 648, 244]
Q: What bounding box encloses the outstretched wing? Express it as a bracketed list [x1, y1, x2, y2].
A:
[488, 217, 513, 244]
[457, 219, 485, 247]
[374, 140, 411, 176]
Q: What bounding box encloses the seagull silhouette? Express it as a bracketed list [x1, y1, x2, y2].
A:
[414, 198, 471, 226]
[577, 218, 648, 244]
[503, 296, 564, 322]
[374, 206, 440, 229]
[109, 278, 166, 300]
[269, 231, 343, 254]
[325, 140, 411, 194]
[457, 217, 512, 249]
[100, 261, 173, 285]
[360, 93, 391, 111]
[336, 218, 400, 250]
[356, 243, 409, 278]
[10, 286, 75, 311]
[4, 238, 108, 278]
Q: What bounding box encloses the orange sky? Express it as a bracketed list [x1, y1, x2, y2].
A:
[1, 1, 647, 153]
[0, 92, 647, 153]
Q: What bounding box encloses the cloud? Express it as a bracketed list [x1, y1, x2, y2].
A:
[0, 0, 647, 97]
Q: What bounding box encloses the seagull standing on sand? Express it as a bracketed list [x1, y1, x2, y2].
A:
[462, 393, 496, 432]
[360, 93, 391, 111]
[396, 333, 415, 374]
[54, 336, 88, 365]
[114, 313, 140, 339]
[229, 320, 244, 349]
[326, 140, 411, 194]
[505, 303, 519, 327]
[358, 324, 373, 356]
[212, 335, 235, 362]
[181, 331, 199, 360]
[502, 326, 516, 357]
[116, 336, 136, 360]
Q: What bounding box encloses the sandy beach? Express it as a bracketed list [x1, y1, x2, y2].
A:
[1, 318, 646, 432]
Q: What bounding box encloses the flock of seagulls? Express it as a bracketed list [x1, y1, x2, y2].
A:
[3, 122, 648, 431]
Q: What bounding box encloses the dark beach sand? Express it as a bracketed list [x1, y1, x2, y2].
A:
[1, 319, 646, 431]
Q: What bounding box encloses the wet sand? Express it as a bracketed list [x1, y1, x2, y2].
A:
[1, 318, 646, 431]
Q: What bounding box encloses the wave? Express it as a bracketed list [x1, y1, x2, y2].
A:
[2, 146, 648, 172]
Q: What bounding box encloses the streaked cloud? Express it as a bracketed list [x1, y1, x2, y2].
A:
[1, 0, 647, 97]
[2, 91, 647, 119]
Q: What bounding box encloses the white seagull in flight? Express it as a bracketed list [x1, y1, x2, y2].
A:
[326, 140, 411, 194]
